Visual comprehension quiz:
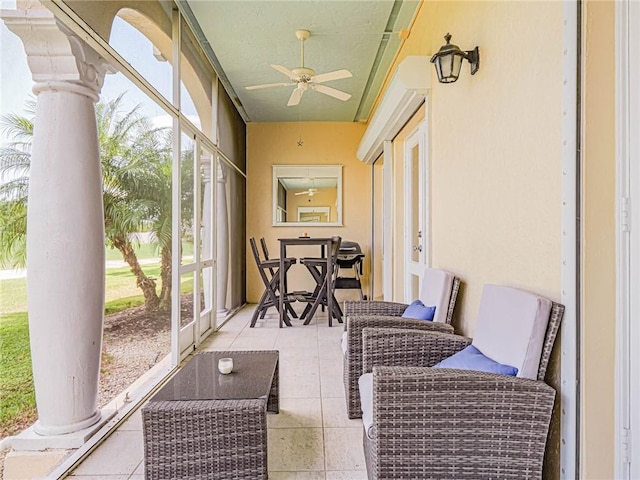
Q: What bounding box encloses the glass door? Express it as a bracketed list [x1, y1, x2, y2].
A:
[403, 123, 429, 302]
[174, 130, 216, 362]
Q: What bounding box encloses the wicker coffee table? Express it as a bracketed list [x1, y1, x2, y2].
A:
[142, 350, 279, 480]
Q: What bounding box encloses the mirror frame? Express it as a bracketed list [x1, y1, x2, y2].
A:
[272, 165, 343, 227]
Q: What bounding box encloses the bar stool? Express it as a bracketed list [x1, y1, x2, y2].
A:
[260, 238, 298, 320]
[249, 237, 296, 327]
[299, 236, 343, 326]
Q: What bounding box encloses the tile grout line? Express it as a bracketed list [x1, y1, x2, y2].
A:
[316, 319, 329, 479]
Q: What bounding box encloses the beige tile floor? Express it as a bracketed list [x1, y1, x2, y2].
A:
[67, 304, 367, 479]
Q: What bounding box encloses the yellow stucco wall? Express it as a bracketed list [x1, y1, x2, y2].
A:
[249, 1, 618, 476]
[382, 3, 564, 474]
[388, 1, 563, 333]
[246, 122, 368, 302]
[581, 1, 616, 478]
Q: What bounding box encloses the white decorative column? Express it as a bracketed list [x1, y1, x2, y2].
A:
[3, 9, 112, 439]
[216, 161, 229, 315]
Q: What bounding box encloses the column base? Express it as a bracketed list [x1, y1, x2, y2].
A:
[9, 409, 116, 451]
[34, 409, 102, 436]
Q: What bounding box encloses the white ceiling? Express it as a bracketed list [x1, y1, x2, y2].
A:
[182, 0, 420, 123]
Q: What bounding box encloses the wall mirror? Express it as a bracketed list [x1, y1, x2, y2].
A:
[272, 165, 343, 227]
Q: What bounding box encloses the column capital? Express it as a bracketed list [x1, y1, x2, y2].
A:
[200, 155, 212, 182]
[1, 8, 114, 101]
[217, 161, 228, 183]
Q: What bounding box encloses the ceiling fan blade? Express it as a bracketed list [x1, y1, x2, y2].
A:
[245, 82, 293, 90]
[312, 69, 353, 84]
[312, 84, 352, 102]
[287, 87, 305, 106]
[294, 191, 309, 196]
[271, 64, 298, 80]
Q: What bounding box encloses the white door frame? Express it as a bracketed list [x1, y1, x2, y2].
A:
[403, 121, 429, 302]
[382, 141, 394, 300]
[616, 1, 639, 477]
[560, 1, 579, 477]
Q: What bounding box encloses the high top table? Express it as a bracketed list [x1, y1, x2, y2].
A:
[142, 350, 279, 480]
[278, 237, 335, 327]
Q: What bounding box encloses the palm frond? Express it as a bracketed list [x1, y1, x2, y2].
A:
[0, 201, 27, 268]
[0, 113, 34, 140]
[0, 176, 29, 202]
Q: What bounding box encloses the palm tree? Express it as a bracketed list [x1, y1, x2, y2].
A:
[0, 95, 173, 312]
[97, 96, 173, 311]
[0, 105, 33, 268]
[124, 128, 175, 311]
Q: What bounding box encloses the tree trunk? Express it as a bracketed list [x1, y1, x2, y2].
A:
[112, 235, 160, 312]
[158, 244, 172, 313]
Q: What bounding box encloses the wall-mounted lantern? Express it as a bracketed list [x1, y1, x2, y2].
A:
[430, 33, 480, 83]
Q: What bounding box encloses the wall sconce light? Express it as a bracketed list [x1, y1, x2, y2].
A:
[430, 33, 480, 83]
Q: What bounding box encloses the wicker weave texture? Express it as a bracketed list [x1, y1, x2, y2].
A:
[364, 366, 556, 480]
[343, 300, 408, 318]
[343, 316, 454, 419]
[143, 399, 268, 480]
[445, 278, 461, 324]
[267, 358, 280, 414]
[343, 278, 460, 325]
[361, 328, 472, 373]
[142, 350, 279, 480]
[537, 303, 564, 381]
[341, 277, 460, 419]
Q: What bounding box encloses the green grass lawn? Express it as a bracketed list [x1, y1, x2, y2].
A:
[0, 257, 194, 439]
[0, 263, 162, 315]
[0, 277, 28, 315]
[0, 312, 36, 439]
[105, 242, 159, 261]
[105, 241, 193, 262]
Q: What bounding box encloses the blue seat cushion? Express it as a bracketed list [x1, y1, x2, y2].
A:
[401, 300, 436, 321]
[433, 344, 518, 376]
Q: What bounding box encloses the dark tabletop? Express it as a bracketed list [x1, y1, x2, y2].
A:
[149, 351, 278, 402]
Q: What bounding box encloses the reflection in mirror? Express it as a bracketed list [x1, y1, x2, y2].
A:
[273, 165, 343, 226]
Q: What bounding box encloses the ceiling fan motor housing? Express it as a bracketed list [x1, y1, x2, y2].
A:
[293, 67, 315, 81]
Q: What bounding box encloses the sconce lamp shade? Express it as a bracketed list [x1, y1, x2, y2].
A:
[430, 33, 480, 83]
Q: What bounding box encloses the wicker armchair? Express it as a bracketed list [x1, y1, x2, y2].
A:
[342, 268, 460, 418]
[358, 285, 564, 480]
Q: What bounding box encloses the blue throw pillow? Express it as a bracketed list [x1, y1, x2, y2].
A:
[433, 345, 518, 376]
[401, 299, 436, 321]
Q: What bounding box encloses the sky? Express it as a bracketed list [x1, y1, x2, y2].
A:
[0, 2, 200, 147]
[0, 1, 31, 126]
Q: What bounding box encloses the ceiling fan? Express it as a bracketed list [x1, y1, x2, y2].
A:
[295, 188, 318, 196]
[245, 29, 353, 106]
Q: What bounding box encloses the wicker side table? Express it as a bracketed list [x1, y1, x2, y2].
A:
[142, 350, 279, 480]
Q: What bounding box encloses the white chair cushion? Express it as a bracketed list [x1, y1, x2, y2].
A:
[358, 373, 375, 439]
[418, 268, 454, 324]
[472, 284, 552, 380]
[341, 331, 347, 356]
